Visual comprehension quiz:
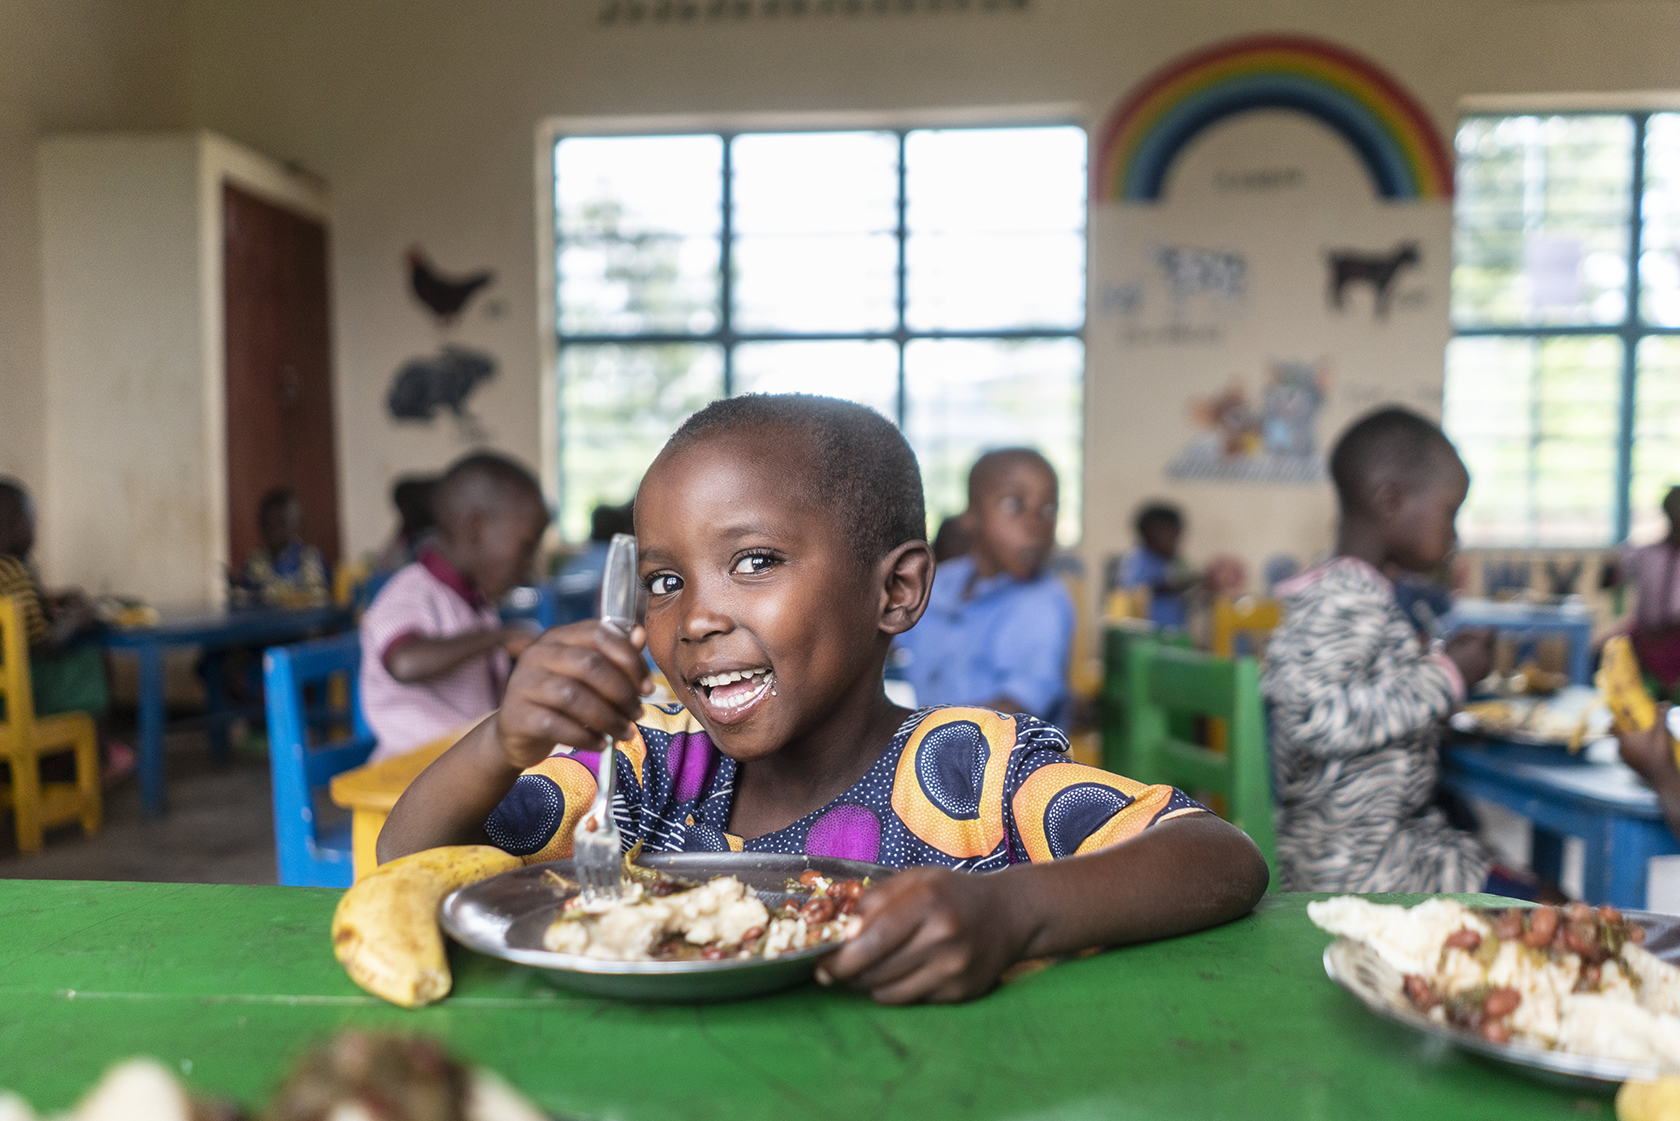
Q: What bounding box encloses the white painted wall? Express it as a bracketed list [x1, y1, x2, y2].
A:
[0, 0, 188, 507]
[37, 132, 329, 605]
[11, 2, 1680, 599]
[173, 0, 1680, 575]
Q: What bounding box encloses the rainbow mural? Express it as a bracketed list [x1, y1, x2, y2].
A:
[1092, 35, 1454, 203]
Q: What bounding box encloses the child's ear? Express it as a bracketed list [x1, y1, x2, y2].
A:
[1368, 478, 1407, 520]
[877, 541, 934, 636]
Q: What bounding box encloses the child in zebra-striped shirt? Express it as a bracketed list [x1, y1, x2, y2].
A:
[1262, 408, 1497, 894]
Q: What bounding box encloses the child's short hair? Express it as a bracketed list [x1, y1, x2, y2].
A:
[1134, 501, 1183, 538]
[392, 477, 438, 538]
[258, 487, 299, 520]
[1329, 406, 1458, 514]
[966, 448, 1054, 507]
[662, 394, 925, 566]
[435, 453, 544, 523]
[0, 478, 29, 531]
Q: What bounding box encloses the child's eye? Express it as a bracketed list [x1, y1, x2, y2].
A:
[731, 552, 778, 576]
[647, 573, 682, 596]
[999, 496, 1024, 516]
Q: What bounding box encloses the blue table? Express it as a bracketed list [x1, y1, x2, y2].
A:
[101, 605, 349, 816]
[1443, 740, 1680, 907]
[1442, 599, 1595, 685]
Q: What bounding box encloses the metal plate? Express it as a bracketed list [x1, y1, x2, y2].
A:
[439, 851, 893, 1002]
[1323, 910, 1680, 1091]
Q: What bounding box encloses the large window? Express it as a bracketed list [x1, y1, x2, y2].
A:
[552, 125, 1087, 542]
[1446, 113, 1680, 546]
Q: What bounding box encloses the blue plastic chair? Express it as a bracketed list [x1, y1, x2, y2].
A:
[263, 633, 375, 887]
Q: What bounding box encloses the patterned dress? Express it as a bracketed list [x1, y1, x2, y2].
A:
[1261, 557, 1491, 893]
[484, 703, 1204, 869]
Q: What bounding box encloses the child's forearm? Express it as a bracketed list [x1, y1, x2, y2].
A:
[998, 813, 1268, 957]
[384, 629, 514, 684]
[376, 716, 522, 862]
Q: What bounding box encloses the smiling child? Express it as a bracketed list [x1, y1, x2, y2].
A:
[896, 449, 1075, 722]
[1263, 407, 1497, 894]
[381, 395, 1268, 1004]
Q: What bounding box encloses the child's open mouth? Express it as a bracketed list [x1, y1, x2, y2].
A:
[693, 667, 775, 722]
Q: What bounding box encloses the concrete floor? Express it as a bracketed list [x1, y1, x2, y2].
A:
[0, 724, 282, 885]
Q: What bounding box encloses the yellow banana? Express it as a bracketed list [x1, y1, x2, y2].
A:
[331, 844, 520, 1008]
[1598, 635, 1658, 734]
[1618, 1077, 1680, 1121]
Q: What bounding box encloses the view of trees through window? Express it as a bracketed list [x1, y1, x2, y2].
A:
[1446, 112, 1680, 546]
[553, 126, 1087, 543]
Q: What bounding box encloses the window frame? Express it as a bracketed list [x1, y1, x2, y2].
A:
[535, 108, 1088, 539]
[1452, 109, 1677, 544]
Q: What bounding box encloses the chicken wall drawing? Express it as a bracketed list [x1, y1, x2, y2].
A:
[386, 246, 499, 435]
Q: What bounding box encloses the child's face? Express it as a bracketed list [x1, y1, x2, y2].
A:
[260, 500, 302, 554]
[1386, 455, 1469, 573]
[969, 459, 1058, 581]
[1142, 519, 1180, 559]
[636, 434, 889, 762]
[463, 498, 548, 601]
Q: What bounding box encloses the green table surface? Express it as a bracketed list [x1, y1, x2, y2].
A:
[0, 882, 1623, 1119]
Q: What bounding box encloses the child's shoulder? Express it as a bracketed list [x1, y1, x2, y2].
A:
[900, 704, 1067, 756]
[1277, 556, 1393, 610]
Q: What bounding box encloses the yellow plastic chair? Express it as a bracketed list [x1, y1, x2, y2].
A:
[0, 596, 101, 852]
[1207, 596, 1283, 755]
[1211, 595, 1283, 658]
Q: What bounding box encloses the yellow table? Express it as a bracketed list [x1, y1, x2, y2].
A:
[328, 728, 464, 880]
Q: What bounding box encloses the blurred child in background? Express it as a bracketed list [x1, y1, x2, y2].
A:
[0, 478, 133, 784]
[896, 448, 1074, 723]
[372, 476, 439, 575]
[241, 488, 330, 607]
[1611, 486, 1680, 699]
[359, 453, 549, 761]
[1115, 502, 1198, 630]
[1263, 407, 1502, 895]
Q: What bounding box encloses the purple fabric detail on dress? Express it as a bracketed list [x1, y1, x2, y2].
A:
[571, 749, 602, 779]
[804, 803, 882, 862]
[666, 730, 716, 804]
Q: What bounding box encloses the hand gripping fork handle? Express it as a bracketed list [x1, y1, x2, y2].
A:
[572, 533, 639, 898]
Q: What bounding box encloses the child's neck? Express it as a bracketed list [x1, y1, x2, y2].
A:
[1335, 518, 1398, 574]
[726, 665, 906, 841]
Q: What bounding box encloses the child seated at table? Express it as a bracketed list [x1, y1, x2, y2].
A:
[1610, 486, 1680, 699]
[894, 448, 1075, 723]
[0, 478, 134, 783]
[372, 476, 439, 576]
[1114, 502, 1199, 631]
[381, 394, 1269, 1005]
[240, 488, 330, 607]
[359, 453, 548, 761]
[1262, 407, 1500, 894]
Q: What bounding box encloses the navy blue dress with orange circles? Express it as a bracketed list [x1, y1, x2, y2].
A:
[484, 703, 1205, 870]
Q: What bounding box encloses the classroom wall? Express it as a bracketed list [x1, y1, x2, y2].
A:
[13, 2, 1680, 599]
[172, 0, 1680, 583]
[0, 0, 190, 514]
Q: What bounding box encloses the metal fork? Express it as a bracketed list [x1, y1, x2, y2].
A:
[572, 533, 639, 898]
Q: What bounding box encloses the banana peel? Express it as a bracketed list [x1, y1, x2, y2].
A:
[1599, 635, 1659, 734]
[332, 844, 520, 1008]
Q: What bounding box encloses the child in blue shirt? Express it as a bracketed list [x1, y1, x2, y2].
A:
[382, 395, 1267, 1005]
[1116, 502, 1198, 630]
[895, 449, 1074, 722]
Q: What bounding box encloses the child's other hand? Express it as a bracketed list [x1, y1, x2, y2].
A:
[501, 627, 538, 659]
[1617, 703, 1676, 786]
[1444, 627, 1494, 687]
[816, 867, 1028, 1004]
[494, 621, 654, 771]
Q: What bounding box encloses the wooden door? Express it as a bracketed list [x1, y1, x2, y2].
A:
[223, 182, 341, 575]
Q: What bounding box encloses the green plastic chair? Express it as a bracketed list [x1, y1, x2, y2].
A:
[1101, 628, 1277, 878]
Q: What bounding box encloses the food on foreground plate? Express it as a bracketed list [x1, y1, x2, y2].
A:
[1311, 896, 1680, 1062]
[0, 1034, 545, 1121]
[542, 866, 865, 962]
[332, 845, 521, 1008]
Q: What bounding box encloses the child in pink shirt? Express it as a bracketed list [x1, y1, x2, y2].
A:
[359, 454, 547, 760]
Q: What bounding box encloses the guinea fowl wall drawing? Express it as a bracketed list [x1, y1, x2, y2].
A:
[387, 245, 499, 438]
